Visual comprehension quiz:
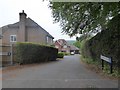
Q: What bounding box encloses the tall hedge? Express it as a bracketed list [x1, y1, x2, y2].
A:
[16, 42, 58, 64]
[82, 14, 120, 68]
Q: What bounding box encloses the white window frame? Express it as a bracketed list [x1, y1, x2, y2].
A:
[46, 36, 49, 43]
[10, 35, 17, 42]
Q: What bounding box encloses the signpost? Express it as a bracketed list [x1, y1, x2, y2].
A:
[100, 55, 113, 74]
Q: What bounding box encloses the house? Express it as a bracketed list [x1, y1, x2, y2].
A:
[69, 45, 80, 54]
[0, 10, 54, 45]
[54, 39, 79, 54]
[54, 39, 70, 53]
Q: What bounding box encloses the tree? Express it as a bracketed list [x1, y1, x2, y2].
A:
[49, 2, 120, 37]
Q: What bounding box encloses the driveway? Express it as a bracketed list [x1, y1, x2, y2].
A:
[2, 55, 118, 88]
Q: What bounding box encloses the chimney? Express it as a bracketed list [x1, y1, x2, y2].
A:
[18, 10, 27, 42]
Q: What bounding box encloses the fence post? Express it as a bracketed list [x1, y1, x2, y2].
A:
[11, 44, 13, 65]
[110, 57, 113, 74]
[102, 59, 104, 70]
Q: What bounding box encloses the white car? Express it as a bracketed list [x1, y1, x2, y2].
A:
[70, 52, 74, 55]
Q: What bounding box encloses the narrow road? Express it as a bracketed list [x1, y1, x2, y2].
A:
[0, 68, 2, 89]
[2, 55, 118, 88]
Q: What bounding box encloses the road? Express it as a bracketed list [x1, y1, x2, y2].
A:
[2, 55, 118, 88]
[0, 68, 2, 89]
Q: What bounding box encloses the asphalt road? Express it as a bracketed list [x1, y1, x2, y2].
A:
[2, 55, 118, 88]
[0, 68, 2, 89]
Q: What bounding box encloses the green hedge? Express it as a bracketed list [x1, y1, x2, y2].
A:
[81, 15, 120, 69]
[57, 52, 64, 58]
[16, 42, 58, 64]
[64, 52, 70, 56]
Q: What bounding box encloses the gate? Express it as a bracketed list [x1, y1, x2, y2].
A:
[0, 44, 13, 67]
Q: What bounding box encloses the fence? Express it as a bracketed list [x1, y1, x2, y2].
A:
[0, 44, 16, 67]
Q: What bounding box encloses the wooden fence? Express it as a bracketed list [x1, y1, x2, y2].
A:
[0, 44, 16, 67]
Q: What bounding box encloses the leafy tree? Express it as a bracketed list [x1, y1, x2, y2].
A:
[73, 41, 81, 48]
[49, 2, 120, 37]
[76, 33, 92, 41]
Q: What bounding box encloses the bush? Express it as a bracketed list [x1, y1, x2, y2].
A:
[64, 52, 70, 56]
[81, 15, 120, 72]
[16, 42, 58, 64]
[57, 52, 64, 58]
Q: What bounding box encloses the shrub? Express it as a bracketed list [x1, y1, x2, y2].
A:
[57, 52, 64, 58]
[64, 52, 70, 56]
[16, 42, 58, 64]
[81, 15, 120, 72]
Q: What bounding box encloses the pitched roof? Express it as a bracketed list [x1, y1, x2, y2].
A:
[56, 39, 69, 46]
[55, 39, 79, 50]
[8, 22, 19, 28]
[1, 17, 54, 39]
[70, 45, 79, 50]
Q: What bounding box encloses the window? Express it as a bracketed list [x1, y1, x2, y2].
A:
[46, 36, 49, 43]
[51, 39, 53, 44]
[10, 35, 16, 42]
[63, 45, 67, 48]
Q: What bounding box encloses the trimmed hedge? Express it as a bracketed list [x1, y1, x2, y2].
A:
[16, 42, 58, 64]
[57, 52, 64, 58]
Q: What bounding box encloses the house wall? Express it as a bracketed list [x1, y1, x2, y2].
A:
[2, 27, 52, 45]
[27, 27, 47, 44]
[54, 40, 71, 53]
[47, 36, 53, 45]
[62, 46, 70, 53]
[2, 27, 18, 45]
[0, 45, 1, 65]
[54, 41, 62, 51]
[1, 11, 54, 45]
[0, 28, 2, 45]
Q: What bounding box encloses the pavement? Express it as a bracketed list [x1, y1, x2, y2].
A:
[2, 54, 118, 88]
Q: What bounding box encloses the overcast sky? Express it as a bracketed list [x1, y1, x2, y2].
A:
[0, 0, 76, 40]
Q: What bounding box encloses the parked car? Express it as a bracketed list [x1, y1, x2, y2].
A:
[70, 51, 75, 55]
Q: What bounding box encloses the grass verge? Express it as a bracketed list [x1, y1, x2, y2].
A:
[80, 55, 119, 79]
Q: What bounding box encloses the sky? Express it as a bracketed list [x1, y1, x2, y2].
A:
[0, 0, 76, 40]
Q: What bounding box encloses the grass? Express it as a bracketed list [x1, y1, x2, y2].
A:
[80, 55, 120, 78]
[80, 55, 99, 65]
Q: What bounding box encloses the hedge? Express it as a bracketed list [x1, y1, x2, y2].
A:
[16, 42, 58, 64]
[57, 52, 64, 58]
[81, 14, 120, 69]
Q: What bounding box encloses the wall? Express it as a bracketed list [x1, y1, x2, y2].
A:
[2, 26, 18, 45]
[54, 41, 62, 51]
[47, 36, 53, 45]
[27, 27, 47, 44]
[0, 28, 2, 45]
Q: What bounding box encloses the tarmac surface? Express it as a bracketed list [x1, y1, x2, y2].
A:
[2, 54, 118, 88]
